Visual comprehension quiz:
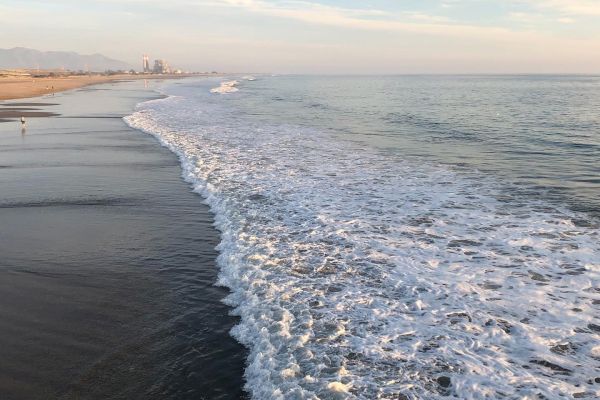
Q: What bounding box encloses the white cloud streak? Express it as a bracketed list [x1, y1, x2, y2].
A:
[532, 0, 600, 16]
[200, 0, 523, 37]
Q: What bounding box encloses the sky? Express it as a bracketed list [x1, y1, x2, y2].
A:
[1, 0, 600, 73]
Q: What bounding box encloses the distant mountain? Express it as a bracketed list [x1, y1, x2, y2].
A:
[0, 47, 132, 72]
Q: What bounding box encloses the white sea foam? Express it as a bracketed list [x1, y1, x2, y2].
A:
[125, 85, 600, 399]
[211, 80, 239, 94]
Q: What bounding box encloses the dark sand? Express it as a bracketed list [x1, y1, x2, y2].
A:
[0, 82, 246, 399]
[0, 102, 61, 120]
[0, 111, 60, 118]
[0, 103, 61, 107]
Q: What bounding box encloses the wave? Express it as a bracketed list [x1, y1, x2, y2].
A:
[211, 80, 239, 94]
[124, 86, 600, 400]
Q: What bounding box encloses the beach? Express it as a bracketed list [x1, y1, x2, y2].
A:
[0, 74, 198, 101]
[0, 80, 246, 399]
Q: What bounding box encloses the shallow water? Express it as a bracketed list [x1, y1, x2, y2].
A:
[126, 76, 600, 399]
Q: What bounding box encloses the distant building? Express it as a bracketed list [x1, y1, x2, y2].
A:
[153, 59, 170, 74]
[142, 54, 150, 73]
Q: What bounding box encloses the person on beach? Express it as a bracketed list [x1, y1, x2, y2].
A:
[20, 116, 26, 135]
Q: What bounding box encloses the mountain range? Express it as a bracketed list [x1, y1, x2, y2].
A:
[0, 47, 132, 72]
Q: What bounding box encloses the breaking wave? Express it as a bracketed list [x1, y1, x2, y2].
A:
[211, 80, 239, 94]
[124, 81, 600, 400]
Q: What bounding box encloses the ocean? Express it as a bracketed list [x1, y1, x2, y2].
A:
[125, 76, 600, 399]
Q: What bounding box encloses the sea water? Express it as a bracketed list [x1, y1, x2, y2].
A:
[125, 76, 600, 399]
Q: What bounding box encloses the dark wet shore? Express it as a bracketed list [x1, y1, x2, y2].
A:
[0, 102, 61, 121]
[0, 82, 247, 399]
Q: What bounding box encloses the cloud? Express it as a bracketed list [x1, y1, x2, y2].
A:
[556, 17, 575, 24]
[509, 12, 541, 23]
[530, 0, 600, 16]
[205, 0, 600, 36]
[204, 0, 522, 38]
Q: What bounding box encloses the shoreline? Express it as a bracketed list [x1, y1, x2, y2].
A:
[0, 73, 209, 101]
[0, 79, 247, 399]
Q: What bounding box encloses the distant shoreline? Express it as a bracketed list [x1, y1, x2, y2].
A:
[0, 73, 210, 101]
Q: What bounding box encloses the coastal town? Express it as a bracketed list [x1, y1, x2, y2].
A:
[0, 50, 220, 100]
[1, 53, 196, 79]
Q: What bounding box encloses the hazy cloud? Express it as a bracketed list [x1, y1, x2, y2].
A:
[531, 0, 600, 16]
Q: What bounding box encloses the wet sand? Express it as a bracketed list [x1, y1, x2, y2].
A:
[0, 101, 62, 123]
[0, 81, 246, 399]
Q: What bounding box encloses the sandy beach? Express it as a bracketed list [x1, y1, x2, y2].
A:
[0, 74, 197, 101]
[0, 80, 246, 399]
